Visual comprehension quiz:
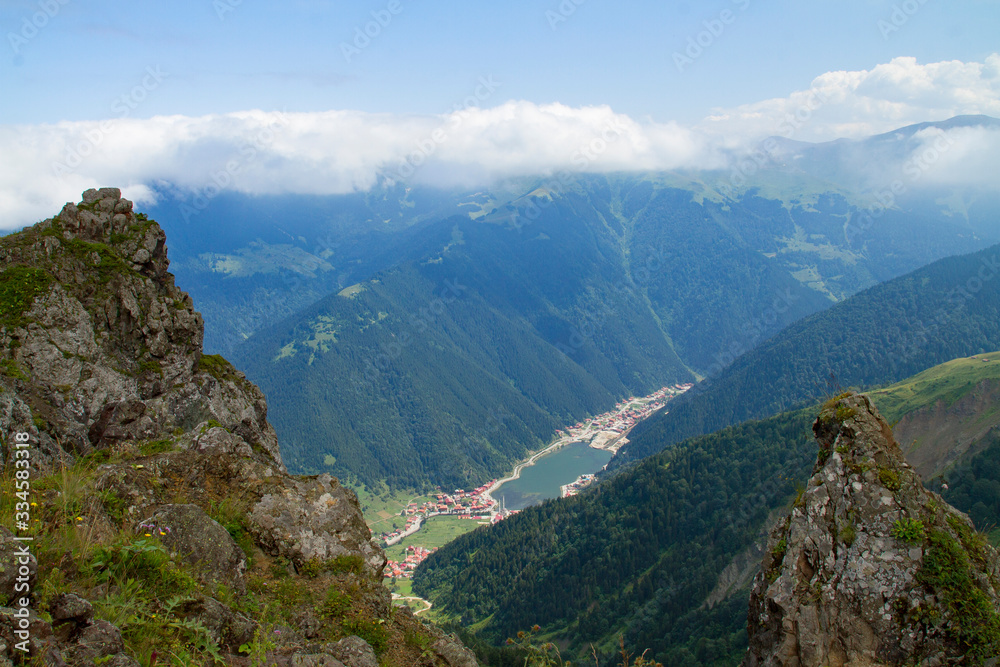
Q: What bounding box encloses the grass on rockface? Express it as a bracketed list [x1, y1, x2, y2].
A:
[197, 354, 241, 383]
[62, 237, 134, 286]
[869, 352, 1000, 424]
[0, 265, 53, 329]
[917, 518, 1000, 661]
[0, 444, 446, 667]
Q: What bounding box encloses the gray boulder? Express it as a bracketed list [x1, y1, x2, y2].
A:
[432, 636, 481, 667]
[327, 635, 377, 667]
[250, 475, 385, 579]
[138, 504, 247, 594]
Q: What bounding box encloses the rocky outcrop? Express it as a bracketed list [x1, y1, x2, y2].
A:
[0, 187, 281, 472]
[0, 189, 474, 666]
[251, 474, 387, 579]
[743, 393, 1000, 666]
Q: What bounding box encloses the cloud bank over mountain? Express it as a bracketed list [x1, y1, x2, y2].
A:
[702, 54, 1000, 142]
[1, 55, 998, 231]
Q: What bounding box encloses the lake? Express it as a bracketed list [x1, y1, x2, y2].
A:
[494, 442, 612, 510]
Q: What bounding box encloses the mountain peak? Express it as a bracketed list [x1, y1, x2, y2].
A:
[1, 188, 285, 468]
[743, 392, 1000, 666]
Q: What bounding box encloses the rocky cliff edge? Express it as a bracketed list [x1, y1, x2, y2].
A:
[743, 392, 1000, 666]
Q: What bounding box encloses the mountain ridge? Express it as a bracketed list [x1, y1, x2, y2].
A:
[616, 240, 1000, 467]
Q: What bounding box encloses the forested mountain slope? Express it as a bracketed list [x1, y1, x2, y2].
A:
[227, 175, 1000, 487]
[415, 408, 818, 666]
[617, 241, 1000, 466]
[413, 353, 1000, 666]
[136, 118, 1000, 488]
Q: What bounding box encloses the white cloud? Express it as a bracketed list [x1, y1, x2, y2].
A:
[702, 54, 1000, 144]
[0, 102, 718, 230]
[906, 125, 1000, 188]
[1, 55, 998, 230]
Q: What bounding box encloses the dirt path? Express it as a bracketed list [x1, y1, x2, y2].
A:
[392, 594, 433, 615]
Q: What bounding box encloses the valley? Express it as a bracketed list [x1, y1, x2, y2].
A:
[360, 383, 691, 590]
[147, 156, 1000, 493]
[7, 6, 1000, 664]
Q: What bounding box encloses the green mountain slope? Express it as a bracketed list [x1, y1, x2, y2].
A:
[414, 408, 817, 665]
[412, 350, 1000, 665]
[617, 242, 1000, 466]
[228, 172, 1000, 488]
[870, 351, 1000, 423]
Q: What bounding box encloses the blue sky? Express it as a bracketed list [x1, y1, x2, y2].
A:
[1, 0, 999, 227]
[3, 0, 997, 124]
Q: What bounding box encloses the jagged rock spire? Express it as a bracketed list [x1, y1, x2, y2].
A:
[743, 392, 1000, 666]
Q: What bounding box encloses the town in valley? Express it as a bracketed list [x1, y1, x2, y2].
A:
[381, 383, 691, 578]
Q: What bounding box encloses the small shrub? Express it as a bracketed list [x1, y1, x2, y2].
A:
[76, 448, 113, 469]
[878, 468, 901, 492]
[327, 554, 364, 575]
[198, 354, 239, 382]
[317, 587, 351, 620]
[275, 578, 306, 606]
[136, 358, 163, 377]
[917, 529, 1000, 660]
[0, 265, 53, 328]
[139, 438, 173, 456]
[344, 617, 388, 654]
[891, 518, 926, 544]
[0, 359, 28, 381]
[269, 556, 291, 579]
[240, 621, 278, 667]
[300, 557, 323, 578]
[89, 537, 196, 596]
[216, 519, 255, 565]
[947, 514, 990, 567]
[201, 418, 224, 433]
[771, 537, 788, 563]
[98, 489, 128, 524]
[834, 404, 857, 422]
[821, 391, 854, 411]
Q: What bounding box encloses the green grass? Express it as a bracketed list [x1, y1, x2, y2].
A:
[64, 238, 132, 285]
[384, 515, 486, 561]
[918, 525, 1000, 660]
[0, 265, 53, 328]
[869, 352, 1000, 424]
[197, 354, 241, 382]
[352, 484, 436, 536]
